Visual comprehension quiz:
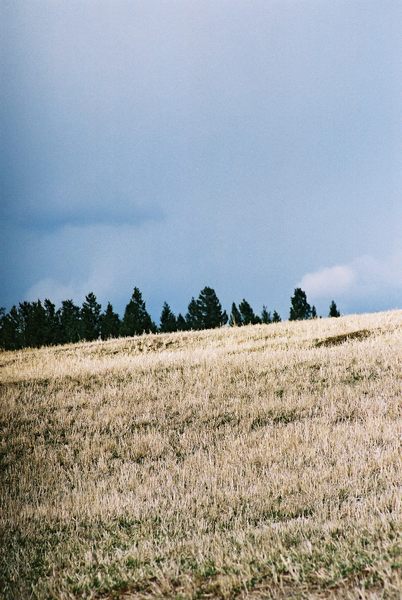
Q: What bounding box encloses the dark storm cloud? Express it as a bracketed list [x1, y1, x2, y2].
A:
[1, 1, 401, 317]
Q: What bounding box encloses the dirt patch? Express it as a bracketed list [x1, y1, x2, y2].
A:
[315, 329, 372, 348]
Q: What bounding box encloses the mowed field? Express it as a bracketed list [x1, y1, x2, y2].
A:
[1, 311, 401, 599]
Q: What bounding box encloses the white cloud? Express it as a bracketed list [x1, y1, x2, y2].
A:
[299, 253, 402, 309]
[299, 265, 355, 297]
[26, 278, 87, 306]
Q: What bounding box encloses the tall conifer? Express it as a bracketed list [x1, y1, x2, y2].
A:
[261, 306, 272, 324]
[122, 287, 155, 336]
[100, 302, 121, 339]
[329, 300, 340, 317]
[197, 287, 227, 329]
[81, 292, 102, 341]
[238, 299, 260, 325]
[229, 302, 242, 326]
[289, 288, 312, 321]
[272, 310, 281, 323]
[159, 302, 177, 333]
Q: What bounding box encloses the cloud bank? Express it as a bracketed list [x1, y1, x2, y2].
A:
[299, 254, 402, 313]
[1, 1, 401, 318]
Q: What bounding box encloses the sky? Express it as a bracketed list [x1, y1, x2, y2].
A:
[1, 0, 401, 321]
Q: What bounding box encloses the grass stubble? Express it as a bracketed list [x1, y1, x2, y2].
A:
[0, 311, 401, 599]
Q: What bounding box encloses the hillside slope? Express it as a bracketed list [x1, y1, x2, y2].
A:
[1, 311, 401, 599]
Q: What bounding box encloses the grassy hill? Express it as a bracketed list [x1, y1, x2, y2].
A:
[1, 310, 401, 599]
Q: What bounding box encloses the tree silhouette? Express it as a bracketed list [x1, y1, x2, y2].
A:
[229, 302, 242, 326]
[59, 300, 82, 343]
[272, 310, 281, 323]
[122, 287, 155, 336]
[0, 307, 20, 350]
[0, 308, 5, 349]
[176, 313, 187, 331]
[239, 299, 260, 325]
[186, 297, 203, 330]
[289, 288, 312, 320]
[16, 301, 48, 348]
[100, 302, 120, 339]
[1, 283, 335, 350]
[159, 302, 177, 333]
[81, 292, 102, 341]
[43, 299, 61, 345]
[261, 305, 272, 324]
[197, 287, 227, 329]
[329, 300, 340, 317]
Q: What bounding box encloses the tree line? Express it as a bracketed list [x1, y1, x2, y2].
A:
[0, 286, 340, 351]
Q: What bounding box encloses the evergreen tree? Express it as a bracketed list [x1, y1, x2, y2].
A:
[18, 301, 47, 348]
[197, 287, 227, 329]
[289, 288, 312, 321]
[0, 308, 5, 348]
[159, 302, 177, 333]
[0, 308, 12, 350]
[229, 302, 242, 326]
[17, 301, 32, 347]
[122, 287, 155, 336]
[311, 305, 317, 319]
[238, 299, 260, 325]
[31, 300, 48, 347]
[0, 308, 14, 350]
[43, 299, 61, 345]
[186, 297, 203, 330]
[81, 292, 102, 341]
[261, 305, 272, 324]
[176, 313, 187, 331]
[272, 310, 281, 323]
[4, 306, 22, 349]
[59, 300, 82, 343]
[100, 302, 121, 339]
[329, 300, 340, 317]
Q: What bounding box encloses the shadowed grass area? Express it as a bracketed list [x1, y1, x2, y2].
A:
[315, 329, 372, 347]
[1, 310, 401, 599]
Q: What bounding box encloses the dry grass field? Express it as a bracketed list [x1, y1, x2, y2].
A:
[1, 311, 401, 599]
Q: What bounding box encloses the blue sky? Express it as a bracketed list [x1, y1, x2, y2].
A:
[1, 0, 401, 320]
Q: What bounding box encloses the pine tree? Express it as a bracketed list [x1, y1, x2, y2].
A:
[0, 308, 5, 349]
[18, 301, 47, 348]
[261, 305, 272, 324]
[329, 300, 340, 317]
[159, 302, 177, 333]
[5, 306, 22, 349]
[31, 300, 48, 347]
[186, 297, 203, 330]
[17, 301, 32, 347]
[176, 313, 187, 331]
[122, 287, 155, 336]
[272, 310, 281, 323]
[311, 305, 317, 319]
[289, 288, 312, 321]
[100, 302, 121, 339]
[238, 299, 260, 325]
[81, 292, 102, 341]
[0, 308, 14, 350]
[59, 300, 82, 343]
[197, 287, 227, 329]
[43, 299, 61, 345]
[229, 302, 242, 326]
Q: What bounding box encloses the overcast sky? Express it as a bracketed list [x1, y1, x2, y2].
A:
[1, 0, 401, 320]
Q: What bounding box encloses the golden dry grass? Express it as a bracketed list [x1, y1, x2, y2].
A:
[1, 311, 401, 599]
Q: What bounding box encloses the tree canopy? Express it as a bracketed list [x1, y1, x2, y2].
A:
[122, 287, 155, 336]
[329, 300, 341, 318]
[0, 284, 340, 351]
[289, 288, 312, 321]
